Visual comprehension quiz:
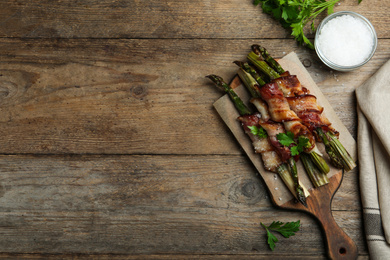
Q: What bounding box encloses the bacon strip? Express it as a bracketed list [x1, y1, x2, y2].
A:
[238, 113, 284, 172]
[258, 119, 291, 162]
[258, 82, 301, 122]
[258, 82, 316, 152]
[250, 98, 270, 121]
[249, 99, 292, 162]
[273, 74, 309, 97]
[273, 74, 339, 138]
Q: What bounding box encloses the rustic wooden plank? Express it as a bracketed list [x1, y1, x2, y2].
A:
[0, 0, 388, 39]
[0, 254, 371, 259]
[0, 38, 389, 155]
[0, 0, 383, 258]
[0, 154, 365, 256]
[0, 254, 370, 259]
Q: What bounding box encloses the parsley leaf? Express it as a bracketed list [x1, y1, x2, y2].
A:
[276, 132, 310, 156]
[261, 220, 300, 251]
[248, 125, 268, 139]
[265, 227, 278, 251]
[276, 132, 295, 147]
[290, 145, 300, 156]
[298, 135, 311, 149]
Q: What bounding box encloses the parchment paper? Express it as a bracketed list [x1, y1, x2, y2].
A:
[213, 52, 356, 207]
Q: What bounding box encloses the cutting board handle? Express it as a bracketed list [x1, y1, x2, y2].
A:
[311, 172, 358, 260]
[315, 201, 358, 260]
[281, 172, 358, 260]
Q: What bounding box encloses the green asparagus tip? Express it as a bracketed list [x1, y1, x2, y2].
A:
[258, 46, 286, 74]
[237, 68, 261, 98]
[206, 74, 252, 116]
[247, 52, 280, 80]
[297, 189, 308, 207]
[206, 74, 227, 92]
[206, 74, 223, 85]
[251, 44, 262, 57]
[233, 61, 245, 67]
[288, 158, 307, 207]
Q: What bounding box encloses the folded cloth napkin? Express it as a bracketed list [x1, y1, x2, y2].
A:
[356, 58, 390, 259]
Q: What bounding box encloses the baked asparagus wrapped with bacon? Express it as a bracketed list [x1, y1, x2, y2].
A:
[237, 68, 329, 188]
[248, 45, 356, 171]
[206, 74, 308, 206]
[264, 65, 339, 139]
[235, 62, 330, 176]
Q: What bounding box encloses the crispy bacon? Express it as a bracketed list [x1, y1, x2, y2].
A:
[249, 98, 292, 162]
[261, 151, 283, 172]
[286, 94, 323, 114]
[259, 82, 316, 152]
[237, 113, 282, 172]
[239, 114, 273, 153]
[286, 94, 328, 134]
[258, 119, 291, 162]
[271, 72, 339, 139]
[250, 98, 271, 121]
[284, 86, 338, 138]
[259, 82, 301, 122]
[273, 74, 309, 97]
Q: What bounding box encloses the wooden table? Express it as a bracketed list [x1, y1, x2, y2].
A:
[0, 0, 389, 259]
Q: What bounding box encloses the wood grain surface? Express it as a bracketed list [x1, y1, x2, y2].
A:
[0, 0, 389, 258]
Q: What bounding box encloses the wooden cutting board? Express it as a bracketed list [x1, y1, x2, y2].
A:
[213, 52, 358, 260]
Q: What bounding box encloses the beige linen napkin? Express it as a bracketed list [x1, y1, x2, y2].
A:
[356, 59, 390, 259]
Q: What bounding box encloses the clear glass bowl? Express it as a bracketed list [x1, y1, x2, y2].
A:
[314, 11, 377, 71]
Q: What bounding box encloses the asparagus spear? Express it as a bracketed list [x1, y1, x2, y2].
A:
[236, 61, 330, 176]
[316, 127, 344, 169]
[206, 74, 251, 116]
[237, 68, 329, 188]
[277, 163, 308, 205]
[233, 61, 267, 87]
[206, 74, 308, 207]
[252, 44, 285, 74]
[301, 153, 329, 187]
[325, 130, 356, 171]
[287, 156, 307, 206]
[247, 51, 280, 80]
[253, 45, 356, 172]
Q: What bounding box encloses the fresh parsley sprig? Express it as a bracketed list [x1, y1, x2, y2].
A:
[253, 0, 363, 49]
[277, 131, 310, 156]
[261, 220, 301, 251]
[248, 125, 268, 139]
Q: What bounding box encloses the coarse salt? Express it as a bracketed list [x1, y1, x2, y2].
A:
[316, 15, 374, 66]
